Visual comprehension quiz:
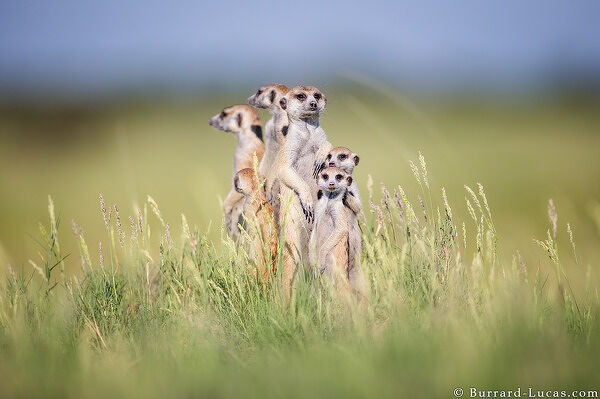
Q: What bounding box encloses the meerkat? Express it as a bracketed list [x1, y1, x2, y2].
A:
[325, 147, 362, 214]
[247, 84, 290, 217]
[268, 86, 332, 297]
[324, 147, 365, 298]
[208, 105, 264, 240]
[309, 167, 354, 296]
[233, 168, 278, 285]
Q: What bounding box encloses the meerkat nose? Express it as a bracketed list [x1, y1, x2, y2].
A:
[329, 162, 335, 167]
[309, 101, 317, 109]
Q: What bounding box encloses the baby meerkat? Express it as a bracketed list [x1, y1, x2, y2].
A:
[270, 85, 332, 297]
[324, 147, 365, 298]
[325, 147, 362, 214]
[310, 167, 354, 295]
[234, 168, 278, 286]
[247, 84, 290, 218]
[208, 105, 264, 240]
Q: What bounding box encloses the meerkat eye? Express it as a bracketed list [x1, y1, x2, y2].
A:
[220, 111, 227, 118]
[314, 93, 321, 100]
[322, 174, 328, 180]
[335, 174, 343, 181]
[296, 93, 306, 101]
[327, 154, 332, 160]
[339, 154, 347, 160]
[256, 89, 263, 96]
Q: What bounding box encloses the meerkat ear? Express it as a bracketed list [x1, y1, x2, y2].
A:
[317, 190, 323, 200]
[353, 155, 360, 166]
[281, 125, 289, 136]
[279, 97, 287, 110]
[347, 176, 353, 186]
[269, 90, 276, 104]
[236, 113, 243, 128]
[234, 175, 242, 193]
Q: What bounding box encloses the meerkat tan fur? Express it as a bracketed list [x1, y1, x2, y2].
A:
[309, 167, 354, 297]
[268, 86, 332, 298]
[247, 84, 290, 218]
[208, 105, 264, 240]
[234, 168, 278, 286]
[325, 147, 365, 298]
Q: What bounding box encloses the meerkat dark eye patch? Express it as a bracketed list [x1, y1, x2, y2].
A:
[336, 174, 343, 180]
[220, 111, 227, 118]
[281, 125, 288, 136]
[296, 93, 306, 101]
[236, 113, 243, 127]
[327, 154, 332, 160]
[256, 89, 263, 96]
[314, 93, 321, 100]
[317, 190, 323, 200]
[322, 174, 328, 180]
[279, 98, 287, 110]
[251, 125, 263, 141]
[269, 90, 276, 103]
[339, 154, 347, 160]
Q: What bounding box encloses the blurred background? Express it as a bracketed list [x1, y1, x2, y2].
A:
[0, 0, 599, 269]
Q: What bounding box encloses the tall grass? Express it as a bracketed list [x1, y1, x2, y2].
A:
[0, 155, 598, 399]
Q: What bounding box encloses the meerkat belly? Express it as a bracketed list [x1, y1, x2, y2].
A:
[313, 213, 334, 244]
[292, 150, 319, 199]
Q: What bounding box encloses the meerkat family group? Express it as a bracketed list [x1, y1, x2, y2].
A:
[208, 84, 364, 299]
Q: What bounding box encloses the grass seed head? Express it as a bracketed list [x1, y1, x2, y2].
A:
[548, 199, 558, 239]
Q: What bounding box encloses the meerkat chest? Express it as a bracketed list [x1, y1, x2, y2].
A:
[316, 197, 341, 225]
[313, 201, 335, 237]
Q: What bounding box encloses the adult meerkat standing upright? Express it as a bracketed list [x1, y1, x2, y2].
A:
[325, 147, 365, 298]
[208, 105, 264, 240]
[233, 168, 278, 285]
[271, 86, 333, 297]
[247, 84, 290, 217]
[309, 167, 354, 297]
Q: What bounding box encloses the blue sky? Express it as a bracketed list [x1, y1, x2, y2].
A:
[1, 0, 599, 96]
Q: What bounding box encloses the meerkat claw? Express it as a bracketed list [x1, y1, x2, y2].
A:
[313, 162, 324, 178]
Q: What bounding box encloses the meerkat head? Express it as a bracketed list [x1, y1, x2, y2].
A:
[279, 86, 326, 121]
[248, 84, 290, 111]
[233, 168, 260, 196]
[318, 167, 352, 195]
[326, 147, 360, 174]
[208, 105, 263, 140]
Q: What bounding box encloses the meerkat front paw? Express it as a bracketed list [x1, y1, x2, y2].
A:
[299, 191, 314, 223]
[313, 160, 326, 179]
[313, 143, 333, 178]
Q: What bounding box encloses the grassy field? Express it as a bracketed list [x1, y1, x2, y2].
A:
[0, 89, 599, 398]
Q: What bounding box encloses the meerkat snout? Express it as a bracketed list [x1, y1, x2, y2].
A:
[208, 115, 219, 128]
[247, 89, 262, 106]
